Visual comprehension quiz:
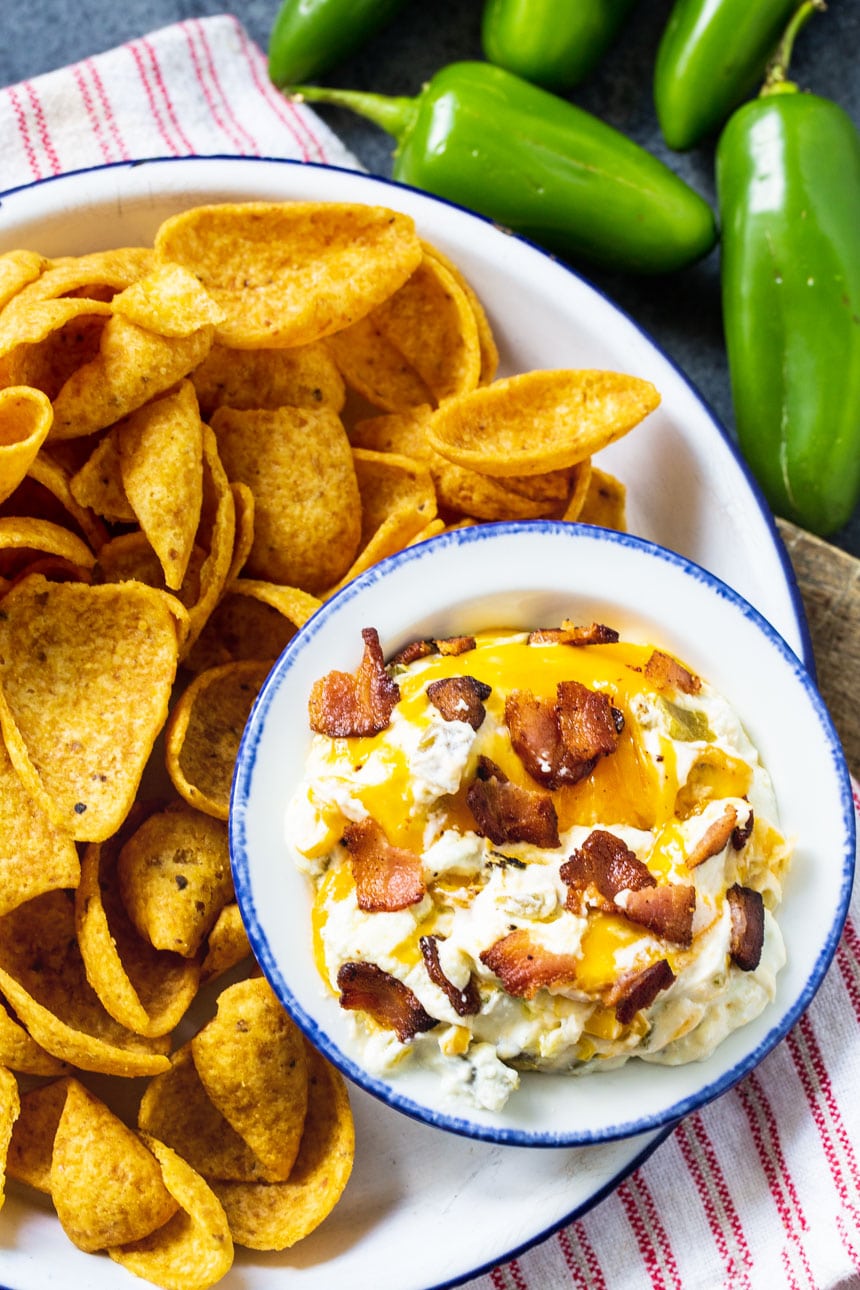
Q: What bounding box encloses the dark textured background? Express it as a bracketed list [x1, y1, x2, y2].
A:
[2, 0, 859, 556]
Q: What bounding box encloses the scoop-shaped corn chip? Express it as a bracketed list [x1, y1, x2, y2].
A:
[76, 839, 201, 1038]
[111, 263, 226, 337]
[118, 803, 233, 958]
[68, 432, 136, 522]
[0, 513, 95, 581]
[0, 995, 68, 1075]
[182, 580, 320, 676]
[211, 1045, 354, 1250]
[192, 340, 345, 418]
[225, 481, 254, 586]
[0, 575, 184, 841]
[560, 458, 593, 522]
[51, 1078, 179, 1252]
[165, 661, 272, 821]
[94, 531, 206, 621]
[0, 249, 48, 311]
[421, 241, 499, 385]
[109, 1134, 234, 1290]
[8, 247, 152, 306]
[0, 298, 112, 362]
[154, 201, 422, 348]
[137, 1045, 269, 1183]
[0, 891, 170, 1076]
[368, 251, 481, 405]
[182, 425, 236, 657]
[24, 450, 109, 551]
[211, 403, 360, 593]
[50, 315, 213, 440]
[327, 314, 434, 413]
[352, 408, 572, 521]
[117, 379, 204, 590]
[0, 1064, 19, 1213]
[0, 733, 79, 918]
[0, 386, 53, 505]
[200, 903, 251, 984]
[191, 978, 308, 1183]
[426, 369, 660, 476]
[578, 465, 628, 531]
[6, 1076, 68, 1192]
[326, 448, 437, 593]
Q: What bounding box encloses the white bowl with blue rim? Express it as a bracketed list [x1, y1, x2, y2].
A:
[231, 520, 854, 1147]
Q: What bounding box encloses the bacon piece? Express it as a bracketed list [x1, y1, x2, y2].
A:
[480, 928, 579, 999]
[336, 961, 438, 1042]
[731, 808, 755, 851]
[388, 638, 438, 667]
[607, 959, 675, 1025]
[308, 627, 400, 737]
[560, 829, 656, 911]
[528, 621, 619, 646]
[420, 935, 481, 1016]
[342, 819, 425, 912]
[686, 805, 738, 869]
[436, 635, 476, 656]
[643, 649, 701, 695]
[505, 682, 620, 790]
[426, 675, 492, 730]
[621, 884, 696, 946]
[466, 758, 560, 848]
[727, 884, 765, 971]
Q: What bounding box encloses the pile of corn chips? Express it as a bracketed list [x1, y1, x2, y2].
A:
[0, 200, 658, 1287]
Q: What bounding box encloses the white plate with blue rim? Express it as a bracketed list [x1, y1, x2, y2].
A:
[0, 156, 844, 1290]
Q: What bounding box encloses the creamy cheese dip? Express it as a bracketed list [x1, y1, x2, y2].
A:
[285, 629, 791, 1112]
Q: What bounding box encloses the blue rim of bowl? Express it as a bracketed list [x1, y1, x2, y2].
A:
[231, 520, 856, 1149]
[0, 153, 814, 675]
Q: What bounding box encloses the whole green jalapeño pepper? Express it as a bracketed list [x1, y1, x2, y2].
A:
[292, 62, 717, 275]
[716, 5, 860, 535]
[481, 0, 636, 92]
[654, 0, 800, 151]
[268, 0, 409, 88]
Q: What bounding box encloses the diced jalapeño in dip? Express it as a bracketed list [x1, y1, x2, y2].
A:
[285, 623, 790, 1112]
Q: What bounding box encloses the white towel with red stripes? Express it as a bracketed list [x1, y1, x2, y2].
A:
[0, 15, 858, 1290]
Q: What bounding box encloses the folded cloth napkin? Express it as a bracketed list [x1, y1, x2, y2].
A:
[0, 16, 858, 1290]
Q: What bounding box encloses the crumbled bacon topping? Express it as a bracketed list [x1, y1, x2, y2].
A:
[560, 829, 656, 911]
[436, 635, 476, 656]
[420, 935, 481, 1016]
[480, 928, 579, 999]
[686, 805, 739, 869]
[727, 884, 765, 971]
[643, 649, 701, 694]
[731, 808, 755, 851]
[466, 757, 560, 848]
[621, 883, 696, 946]
[336, 961, 438, 1042]
[308, 627, 400, 737]
[342, 818, 425, 912]
[505, 681, 621, 790]
[426, 675, 492, 730]
[528, 620, 619, 646]
[606, 959, 675, 1025]
[388, 638, 437, 668]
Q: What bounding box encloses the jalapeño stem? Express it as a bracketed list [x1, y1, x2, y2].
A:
[290, 85, 419, 144]
[762, 0, 826, 95]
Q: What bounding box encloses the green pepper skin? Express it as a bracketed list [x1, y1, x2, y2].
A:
[295, 62, 717, 275]
[268, 0, 409, 88]
[481, 0, 636, 92]
[654, 0, 799, 151]
[717, 92, 860, 535]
